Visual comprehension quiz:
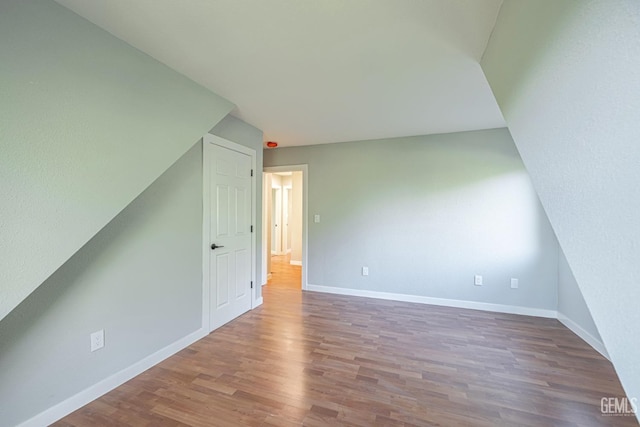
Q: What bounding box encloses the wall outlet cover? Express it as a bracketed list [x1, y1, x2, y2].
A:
[90, 329, 105, 352]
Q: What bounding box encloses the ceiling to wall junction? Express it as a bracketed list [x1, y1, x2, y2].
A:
[54, 0, 506, 146]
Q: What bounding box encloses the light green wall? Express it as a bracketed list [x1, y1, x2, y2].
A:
[265, 129, 560, 311]
[482, 0, 640, 408]
[0, 144, 204, 426]
[0, 0, 233, 322]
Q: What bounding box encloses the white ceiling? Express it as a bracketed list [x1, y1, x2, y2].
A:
[55, 0, 506, 147]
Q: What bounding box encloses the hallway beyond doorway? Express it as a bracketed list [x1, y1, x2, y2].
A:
[267, 254, 301, 290]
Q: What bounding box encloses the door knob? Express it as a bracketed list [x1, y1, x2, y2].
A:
[211, 244, 225, 250]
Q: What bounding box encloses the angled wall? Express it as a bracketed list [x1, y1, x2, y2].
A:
[0, 0, 233, 322]
[0, 114, 264, 426]
[0, 144, 205, 427]
[558, 249, 606, 358]
[482, 0, 640, 407]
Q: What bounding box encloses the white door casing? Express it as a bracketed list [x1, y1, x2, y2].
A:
[203, 134, 257, 332]
[271, 187, 281, 254]
[263, 165, 308, 290]
[281, 186, 288, 254]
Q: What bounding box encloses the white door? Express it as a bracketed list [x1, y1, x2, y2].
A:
[207, 142, 252, 331]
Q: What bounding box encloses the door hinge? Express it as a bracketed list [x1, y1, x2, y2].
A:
[251, 169, 254, 177]
[250, 281, 253, 289]
[250, 225, 254, 233]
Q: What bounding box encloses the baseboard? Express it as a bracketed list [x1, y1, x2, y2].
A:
[306, 284, 557, 319]
[17, 328, 207, 427]
[557, 312, 609, 360]
[290, 260, 302, 266]
[254, 296, 264, 307]
[305, 285, 610, 358]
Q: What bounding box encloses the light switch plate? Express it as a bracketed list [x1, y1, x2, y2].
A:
[511, 278, 519, 289]
[314, 214, 320, 223]
[474, 275, 483, 286]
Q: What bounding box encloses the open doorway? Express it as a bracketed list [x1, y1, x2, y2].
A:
[263, 166, 307, 291]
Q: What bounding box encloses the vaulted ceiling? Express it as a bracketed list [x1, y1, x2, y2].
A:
[54, 0, 505, 146]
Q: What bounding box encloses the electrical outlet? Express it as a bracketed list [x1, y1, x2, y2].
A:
[362, 266, 369, 276]
[90, 329, 105, 352]
[314, 214, 320, 223]
[474, 275, 483, 286]
[511, 278, 519, 289]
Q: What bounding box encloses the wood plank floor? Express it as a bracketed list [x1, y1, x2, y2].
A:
[267, 254, 301, 290]
[56, 280, 637, 426]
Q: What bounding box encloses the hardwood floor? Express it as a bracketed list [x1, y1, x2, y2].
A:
[55, 287, 637, 426]
[267, 254, 301, 290]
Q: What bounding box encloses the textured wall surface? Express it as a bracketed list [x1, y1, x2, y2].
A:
[0, 144, 204, 426]
[0, 0, 233, 322]
[265, 129, 560, 311]
[558, 250, 602, 344]
[482, 0, 640, 406]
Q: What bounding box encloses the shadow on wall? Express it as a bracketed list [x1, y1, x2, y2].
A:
[481, 1, 584, 113]
[0, 144, 203, 426]
[331, 136, 526, 199]
[328, 132, 544, 265]
[264, 128, 559, 308]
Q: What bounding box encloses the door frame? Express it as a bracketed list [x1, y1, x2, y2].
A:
[263, 165, 308, 290]
[271, 187, 282, 254]
[202, 134, 258, 333]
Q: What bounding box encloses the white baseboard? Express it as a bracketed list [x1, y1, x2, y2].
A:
[254, 296, 264, 307]
[289, 260, 302, 266]
[306, 284, 557, 319]
[557, 312, 609, 360]
[306, 285, 609, 358]
[18, 328, 207, 427]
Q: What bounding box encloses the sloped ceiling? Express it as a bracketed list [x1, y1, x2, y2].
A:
[54, 0, 505, 146]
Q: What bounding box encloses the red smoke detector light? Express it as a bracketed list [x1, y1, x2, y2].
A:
[266, 141, 278, 148]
